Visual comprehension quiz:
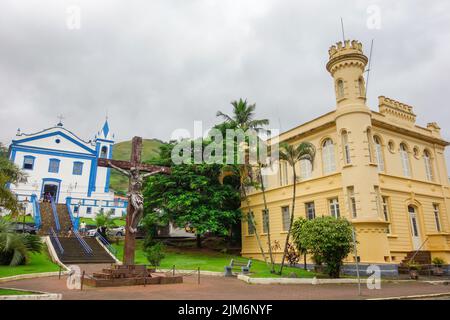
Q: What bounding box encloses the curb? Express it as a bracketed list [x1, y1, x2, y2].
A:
[237, 275, 361, 285]
[0, 287, 61, 300]
[367, 292, 450, 300]
[0, 271, 70, 283]
[157, 269, 225, 277]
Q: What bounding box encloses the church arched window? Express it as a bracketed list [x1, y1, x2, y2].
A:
[336, 80, 344, 99]
[322, 139, 336, 174]
[100, 146, 108, 158]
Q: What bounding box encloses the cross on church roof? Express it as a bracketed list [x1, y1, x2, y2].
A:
[57, 114, 64, 127]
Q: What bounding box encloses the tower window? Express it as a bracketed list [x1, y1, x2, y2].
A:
[336, 80, 344, 98]
[342, 130, 351, 165]
[348, 186, 357, 218]
[358, 77, 365, 96]
[100, 146, 108, 158]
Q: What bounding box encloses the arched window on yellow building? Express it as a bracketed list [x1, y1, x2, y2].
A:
[423, 150, 433, 181]
[336, 79, 344, 99]
[322, 139, 336, 174]
[299, 158, 312, 179]
[341, 130, 351, 165]
[400, 143, 411, 177]
[373, 136, 385, 172]
[358, 77, 365, 96]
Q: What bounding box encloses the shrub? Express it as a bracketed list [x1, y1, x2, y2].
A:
[291, 216, 353, 278]
[0, 219, 43, 266]
[144, 242, 165, 267]
[432, 257, 446, 267]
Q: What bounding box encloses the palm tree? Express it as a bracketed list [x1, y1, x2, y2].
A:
[0, 144, 25, 215]
[278, 141, 315, 275]
[217, 99, 273, 267]
[0, 219, 43, 266]
[216, 98, 269, 133]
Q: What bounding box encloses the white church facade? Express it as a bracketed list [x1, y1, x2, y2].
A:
[7, 120, 127, 218]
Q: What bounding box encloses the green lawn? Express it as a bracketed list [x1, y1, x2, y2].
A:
[2, 214, 35, 223]
[0, 288, 37, 296]
[112, 241, 315, 278]
[0, 248, 60, 278]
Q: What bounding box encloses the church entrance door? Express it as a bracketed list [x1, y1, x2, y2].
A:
[43, 184, 58, 202]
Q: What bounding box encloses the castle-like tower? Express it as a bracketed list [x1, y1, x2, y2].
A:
[327, 40, 390, 262]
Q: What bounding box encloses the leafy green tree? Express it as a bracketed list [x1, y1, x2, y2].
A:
[292, 216, 354, 278]
[278, 142, 315, 275]
[144, 242, 165, 267]
[0, 143, 25, 214]
[144, 143, 242, 248]
[216, 99, 274, 268]
[0, 218, 43, 266]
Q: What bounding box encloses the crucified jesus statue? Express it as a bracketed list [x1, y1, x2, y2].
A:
[107, 162, 166, 233]
[97, 136, 170, 265]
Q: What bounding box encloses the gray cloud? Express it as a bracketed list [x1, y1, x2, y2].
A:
[0, 0, 449, 173]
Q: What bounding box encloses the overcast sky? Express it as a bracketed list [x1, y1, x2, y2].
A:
[0, 0, 449, 172]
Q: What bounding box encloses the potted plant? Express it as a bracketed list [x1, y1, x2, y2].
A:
[432, 257, 446, 276]
[406, 260, 421, 280]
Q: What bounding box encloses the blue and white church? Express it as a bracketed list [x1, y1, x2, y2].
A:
[7, 120, 127, 218]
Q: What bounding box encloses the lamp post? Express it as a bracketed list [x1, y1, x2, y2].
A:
[22, 197, 29, 233]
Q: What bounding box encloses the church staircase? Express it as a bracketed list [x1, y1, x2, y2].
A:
[398, 250, 432, 274]
[38, 202, 73, 235]
[52, 237, 116, 264]
[38, 200, 116, 264]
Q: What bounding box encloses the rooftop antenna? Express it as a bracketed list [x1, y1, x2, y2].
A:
[365, 39, 374, 99]
[340, 17, 346, 42]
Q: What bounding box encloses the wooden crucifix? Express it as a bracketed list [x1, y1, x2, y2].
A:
[98, 136, 170, 265]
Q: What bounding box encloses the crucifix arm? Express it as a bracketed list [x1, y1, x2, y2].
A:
[108, 161, 131, 177]
[141, 169, 165, 178]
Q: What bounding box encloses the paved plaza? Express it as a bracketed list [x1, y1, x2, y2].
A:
[2, 273, 450, 300]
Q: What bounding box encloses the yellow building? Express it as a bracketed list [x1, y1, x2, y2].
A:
[241, 40, 450, 270]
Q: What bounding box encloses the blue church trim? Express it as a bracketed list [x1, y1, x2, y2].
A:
[88, 143, 100, 196]
[40, 178, 62, 203]
[104, 144, 113, 192]
[11, 145, 96, 160]
[12, 131, 96, 155]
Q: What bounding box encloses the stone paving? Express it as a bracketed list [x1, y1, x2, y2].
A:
[2, 273, 450, 300]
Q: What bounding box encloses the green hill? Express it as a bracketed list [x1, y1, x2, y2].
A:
[109, 139, 164, 194]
